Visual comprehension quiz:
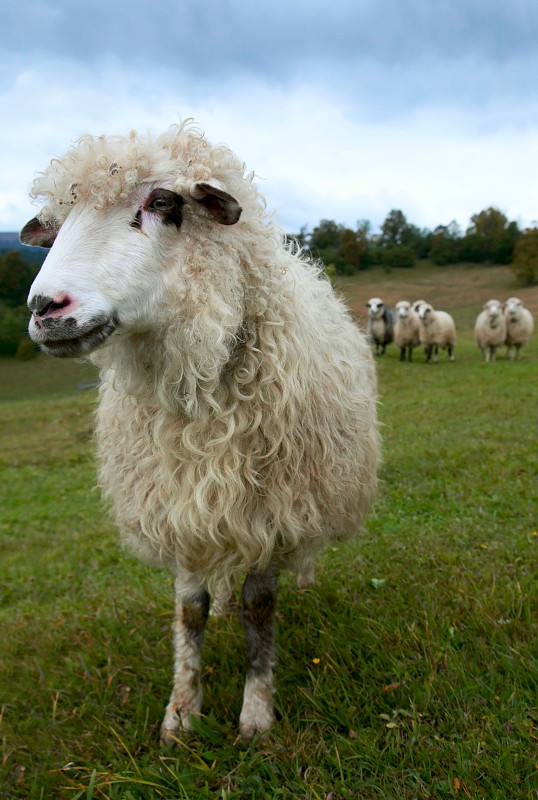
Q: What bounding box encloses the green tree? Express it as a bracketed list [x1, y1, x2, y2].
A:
[382, 245, 415, 269]
[429, 221, 462, 265]
[511, 227, 538, 285]
[340, 227, 367, 270]
[0, 305, 30, 356]
[380, 209, 411, 247]
[0, 251, 39, 307]
[465, 207, 518, 263]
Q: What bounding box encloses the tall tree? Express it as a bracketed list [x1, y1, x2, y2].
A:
[511, 227, 538, 285]
[466, 207, 515, 263]
[380, 209, 411, 247]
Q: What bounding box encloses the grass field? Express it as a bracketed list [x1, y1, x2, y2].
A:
[1, 263, 537, 799]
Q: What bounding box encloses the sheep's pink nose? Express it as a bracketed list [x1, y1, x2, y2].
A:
[28, 293, 75, 321]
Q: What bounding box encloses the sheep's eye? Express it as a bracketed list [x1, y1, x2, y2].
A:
[148, 196, 175, 213]
[142, 189, 184, 229]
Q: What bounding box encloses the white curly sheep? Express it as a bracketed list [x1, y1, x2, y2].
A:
[394, 300, 420, 361]
[417, 303, 456, 363]
[504, 297, 534, 360]
[21, 121, 380, 744]
[474, 300, 506, 362]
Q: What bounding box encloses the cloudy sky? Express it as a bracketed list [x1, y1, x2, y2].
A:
[1, 0, 538, 236]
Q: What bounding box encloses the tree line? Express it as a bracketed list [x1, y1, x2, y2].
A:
[289, 206, 538, 285]
[0, 250, 41, 358]
[1, 205, 538, 358]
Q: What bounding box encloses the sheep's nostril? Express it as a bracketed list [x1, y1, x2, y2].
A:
[29, 294, 73, 318]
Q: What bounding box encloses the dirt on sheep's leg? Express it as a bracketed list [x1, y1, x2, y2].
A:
[239, 569, 278, 742]
[160, 579, 210, 746]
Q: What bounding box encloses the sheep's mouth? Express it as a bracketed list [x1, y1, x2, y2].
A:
[37, 313, 119, 358]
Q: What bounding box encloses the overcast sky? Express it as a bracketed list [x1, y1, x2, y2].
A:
[2, 0, 538, 235]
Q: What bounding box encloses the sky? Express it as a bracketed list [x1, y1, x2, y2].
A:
[1, 0, 538, 236]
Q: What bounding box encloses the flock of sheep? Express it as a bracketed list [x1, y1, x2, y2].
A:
[366, 296, 534, 363]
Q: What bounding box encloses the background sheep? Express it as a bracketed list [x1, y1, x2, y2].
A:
[474, 299, 506, 362]
[21, 122, 380, 745]
[412, 299, 427, 314]
[394, 300, 420, 361]
[418, 302, 456, 363]
[366, 297, 395, 356]
[504, 297, 534, 360]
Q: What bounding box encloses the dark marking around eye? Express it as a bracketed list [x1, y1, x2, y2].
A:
[131, 209, 142, 229]
[145, 189, 184, 229]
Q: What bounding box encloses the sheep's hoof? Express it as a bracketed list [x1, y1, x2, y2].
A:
[239, 711, 275, 743]
[239, 695, 275, 743]
[297, 569, 316, 588]
[160, 705, 196, 747]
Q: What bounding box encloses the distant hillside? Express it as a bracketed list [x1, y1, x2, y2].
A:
[0, 231, 47, 264]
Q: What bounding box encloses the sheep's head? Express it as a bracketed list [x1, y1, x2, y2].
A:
[366, 297, 384, 319]
[21, 128, 245, 359]
[504, 297, 522, 321]
[483, 299, 502, 325]
[418, 302, 434, 322]
[395, 300, 411, 318]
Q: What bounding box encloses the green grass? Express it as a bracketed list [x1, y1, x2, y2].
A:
[0, 353, 98, 402]
[1, 266, 537, 799]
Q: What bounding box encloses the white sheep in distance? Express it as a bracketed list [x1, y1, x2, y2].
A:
[21, 122, 380, 745]
[417, 303, 456, 363]
[366, 297, 395, 356]
[504, 297, 534, 360]
[394, 300, 420, 361]
[412, 299, 427, 314]
[474, 299, 506, 362]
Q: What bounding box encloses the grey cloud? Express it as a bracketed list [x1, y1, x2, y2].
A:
[4, 0, 538, 75]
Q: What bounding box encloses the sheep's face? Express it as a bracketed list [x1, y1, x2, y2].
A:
[22, 181, 242, 358]
[366, 298, 384, 319]
[418, 303, 433, 323]
[484, 300, 502, 324]
[395, 301, 411, 319]
[504, 297, 522, 321]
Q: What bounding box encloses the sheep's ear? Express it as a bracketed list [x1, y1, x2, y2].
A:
[190, 180, 242, 225]
[20, 216, 59, 248]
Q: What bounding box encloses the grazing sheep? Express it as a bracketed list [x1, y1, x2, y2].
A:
[417, 303, 456, 363]
[366, 297, 394, 356]
[474, 300, 506, 362]
[394, 300, 420, 361]
[21, 122, 380, 744]
[504, 297, 534, 360]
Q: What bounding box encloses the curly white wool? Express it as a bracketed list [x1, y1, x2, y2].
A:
[27, 120, 380, 585]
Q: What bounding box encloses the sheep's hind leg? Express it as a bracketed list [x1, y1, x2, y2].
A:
[239, 569, 279, 741]
[160, 578, 210, 746]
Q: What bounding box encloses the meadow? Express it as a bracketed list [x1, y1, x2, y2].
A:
[0, 263, 537, 799]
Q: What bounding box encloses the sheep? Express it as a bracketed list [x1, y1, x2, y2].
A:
[21, 122, 380, 745]
[474, 299, 506, 362]
[394, 300, 420, 361]
[417, 302, 456, 363]
[366, 297, 394, 356]
[412, 299, 427, 314]
[504, 297, 534, 360]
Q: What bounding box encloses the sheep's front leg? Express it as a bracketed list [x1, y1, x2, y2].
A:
[160, 578, 210, 746]
[239, 569, 278, 741]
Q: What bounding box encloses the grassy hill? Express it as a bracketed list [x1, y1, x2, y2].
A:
[0, 261, 537, 799]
